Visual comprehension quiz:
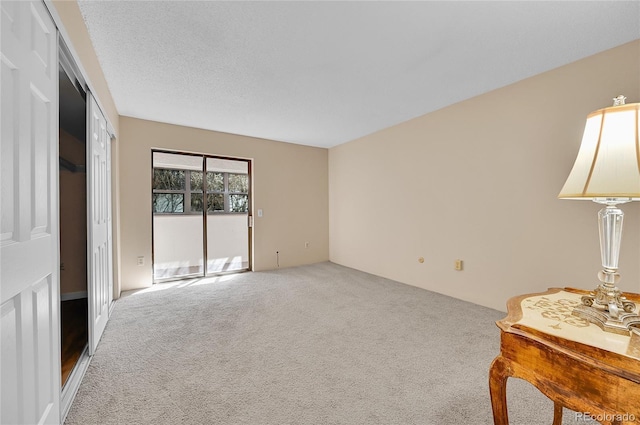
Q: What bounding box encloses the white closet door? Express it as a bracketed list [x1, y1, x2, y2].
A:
[1, 1, 61, 424]
[87, 93, 112, 355]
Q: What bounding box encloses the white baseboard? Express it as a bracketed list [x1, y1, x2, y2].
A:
[60, 291, 87, 301]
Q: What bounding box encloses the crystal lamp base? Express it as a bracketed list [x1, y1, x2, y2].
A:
[572, 283, 640, 335]
[573, 302, 640, 336]
[570, 199, 640, 335]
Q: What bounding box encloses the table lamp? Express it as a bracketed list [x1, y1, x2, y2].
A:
[558, 95, 640, 335]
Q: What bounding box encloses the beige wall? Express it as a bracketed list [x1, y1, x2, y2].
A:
[329, 40, 640, 312]
[118, 117, 329, 291]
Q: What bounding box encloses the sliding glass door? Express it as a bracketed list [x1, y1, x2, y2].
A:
[152, 151, 251, 281]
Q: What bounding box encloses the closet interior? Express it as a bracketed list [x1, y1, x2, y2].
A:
[58, 60, 88, 388]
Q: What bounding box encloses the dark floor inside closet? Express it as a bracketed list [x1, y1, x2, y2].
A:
[60, 299, 88, 386]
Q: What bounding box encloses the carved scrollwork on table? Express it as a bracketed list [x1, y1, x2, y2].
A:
[523, 296, 590, 329]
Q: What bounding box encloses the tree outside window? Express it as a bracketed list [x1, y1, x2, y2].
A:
[152, 169, 185, 213]
[153, 168, 248, 214]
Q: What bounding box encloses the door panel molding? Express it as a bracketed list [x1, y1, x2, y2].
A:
[87, 92, 112, 355]
[1, 2, 60, 423]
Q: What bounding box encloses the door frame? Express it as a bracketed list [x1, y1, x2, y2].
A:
[151, 149, 253, 282]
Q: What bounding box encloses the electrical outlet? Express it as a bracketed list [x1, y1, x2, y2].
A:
[455, 259, 463, 271]
[305, 241, 310, 249]
[137, 256, 144, 266]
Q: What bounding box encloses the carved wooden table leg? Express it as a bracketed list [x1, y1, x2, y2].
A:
[552, 402, 563, 425]
[489, 355, 510, 425]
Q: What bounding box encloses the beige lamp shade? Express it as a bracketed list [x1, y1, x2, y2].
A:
[559, 102, 640, 200]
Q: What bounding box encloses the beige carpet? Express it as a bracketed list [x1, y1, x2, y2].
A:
[65, 262, 596, 424]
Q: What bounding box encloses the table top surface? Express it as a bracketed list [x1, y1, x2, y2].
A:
[499, 288, 640, 361]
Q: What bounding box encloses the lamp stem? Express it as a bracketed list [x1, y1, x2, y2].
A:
[596, 204, 624, 317]
[598, 204, 623, 277]
[580, 199, 636, 318]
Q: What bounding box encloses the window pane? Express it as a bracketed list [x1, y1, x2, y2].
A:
[207, 194, 224, 212]
[191, 171, 203, 191]
[228, 174, 248, 193]
[153, 193, 184, 213]
[191, 193, 203, 212]
[207, 172, 224, 192]
[229, 194, 248, 213]
[153, 169, 185, 190]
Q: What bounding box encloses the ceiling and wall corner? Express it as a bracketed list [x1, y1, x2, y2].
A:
[328, 40, 640, 312]
[50, 0, 119, 134]
[77, 1, 640, 148]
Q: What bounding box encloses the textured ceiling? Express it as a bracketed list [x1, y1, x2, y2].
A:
[78, 1, 640, 148]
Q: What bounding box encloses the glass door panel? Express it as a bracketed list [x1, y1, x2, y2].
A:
[205, 157, 250, 274]
[152, 152, 205, 280]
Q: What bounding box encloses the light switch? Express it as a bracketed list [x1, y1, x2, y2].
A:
[257, 209, 263, 217]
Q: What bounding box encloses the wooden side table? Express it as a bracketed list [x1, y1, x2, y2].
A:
[489, 288, 640, 425]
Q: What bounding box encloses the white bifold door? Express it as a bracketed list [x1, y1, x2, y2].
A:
[1, 1, 61, 424]
[87, 93, 113, 355]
